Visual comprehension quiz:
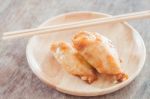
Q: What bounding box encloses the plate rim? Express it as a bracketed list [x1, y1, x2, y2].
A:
[26, 11, 146, 96]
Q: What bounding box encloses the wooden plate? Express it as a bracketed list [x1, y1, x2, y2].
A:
[26, 11, 146, 96]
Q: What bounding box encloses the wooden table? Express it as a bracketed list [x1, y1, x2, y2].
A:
[0, 0, 150, 99]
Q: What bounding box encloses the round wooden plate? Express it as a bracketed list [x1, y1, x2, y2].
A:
[26, 11, 146, 96]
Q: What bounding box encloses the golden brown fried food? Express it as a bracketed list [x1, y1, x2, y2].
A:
[50, 41, 97, 83]
[72, 31, 128, 82]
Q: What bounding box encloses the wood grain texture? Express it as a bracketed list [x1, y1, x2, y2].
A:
[0, 0, 150, 99]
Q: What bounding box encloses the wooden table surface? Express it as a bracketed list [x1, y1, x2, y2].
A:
[0, 0, 150, 99]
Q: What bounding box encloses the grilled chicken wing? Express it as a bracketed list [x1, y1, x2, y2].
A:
[50, 41, 97, 83]
[72, 31, 128, 82]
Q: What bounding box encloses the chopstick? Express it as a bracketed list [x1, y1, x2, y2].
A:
[3, 10, 150, 40]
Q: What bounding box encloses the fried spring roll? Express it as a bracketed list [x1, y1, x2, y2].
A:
[50, 41, 97, 83]
[72, 31, 128, 82]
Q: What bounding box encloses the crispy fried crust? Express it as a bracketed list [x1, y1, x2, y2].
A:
[72, 31, 128, 82]
[50, 41, 97, 83]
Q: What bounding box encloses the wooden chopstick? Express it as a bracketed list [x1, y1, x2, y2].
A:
[3, 10, 150, 39]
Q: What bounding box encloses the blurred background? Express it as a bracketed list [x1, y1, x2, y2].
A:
[0, 0, 150, 99]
